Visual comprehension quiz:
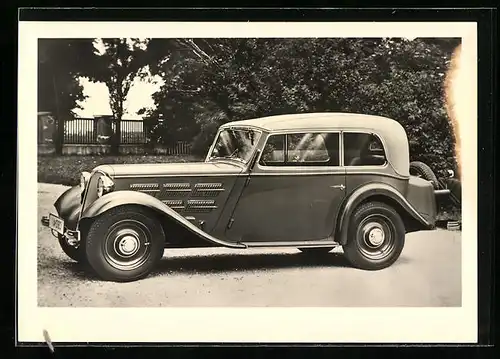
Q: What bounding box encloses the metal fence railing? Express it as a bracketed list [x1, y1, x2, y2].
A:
[46, 117, 193, 155]
[64, 118, 95, 144]
[120, 119, 147, 144]
[63, 118, 148, 145]
[157, 141, 192, 155]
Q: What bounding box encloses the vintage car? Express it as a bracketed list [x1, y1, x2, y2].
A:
[41, 112, 452, 282]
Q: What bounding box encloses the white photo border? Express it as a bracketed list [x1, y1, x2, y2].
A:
[18, 21, 478, 343]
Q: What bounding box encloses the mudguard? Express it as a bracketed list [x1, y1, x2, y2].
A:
[335, 183, 434, 245]
[53, 185, 82, 230]
[79, 190, 246, 249]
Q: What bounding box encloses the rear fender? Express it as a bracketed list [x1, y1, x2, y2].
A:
[335, 183, 434, 245]
[79, 190, 246, 249]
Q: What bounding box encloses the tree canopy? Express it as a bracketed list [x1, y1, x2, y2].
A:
[140, 37, 460, 175]
[37, 38, 96, 118]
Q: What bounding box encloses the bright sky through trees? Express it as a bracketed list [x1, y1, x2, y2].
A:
[73, 76, 163, 120]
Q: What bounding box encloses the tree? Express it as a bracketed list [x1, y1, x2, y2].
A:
[86, 38, 150, 154]
[38, 38, 96, 153]
[146, 37, 460, 175]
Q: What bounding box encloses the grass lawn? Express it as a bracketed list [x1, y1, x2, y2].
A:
[38, 154, 201, 186]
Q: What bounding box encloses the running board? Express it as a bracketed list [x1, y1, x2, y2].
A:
[241, 240, 339, 248]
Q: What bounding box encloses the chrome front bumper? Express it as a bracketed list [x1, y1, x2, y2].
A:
[41, 215, 81, 247]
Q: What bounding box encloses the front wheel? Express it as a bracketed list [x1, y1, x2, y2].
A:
[342, 202, 405, 271]
[58, 234, 84, 262]
[85, 206, 165, 282]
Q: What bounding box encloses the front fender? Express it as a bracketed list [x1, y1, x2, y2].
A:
[53, 185, 82, 230]
[80, 190, 246, 249]
[336, 183, 433, 245]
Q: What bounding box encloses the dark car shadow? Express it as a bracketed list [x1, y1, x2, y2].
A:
[54, 251, 352, 281]
[152, 251, 351, 276]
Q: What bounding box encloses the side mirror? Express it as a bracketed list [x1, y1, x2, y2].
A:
[248, 149, 261, 173]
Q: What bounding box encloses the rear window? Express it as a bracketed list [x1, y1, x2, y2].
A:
[343, 132, 387, 166]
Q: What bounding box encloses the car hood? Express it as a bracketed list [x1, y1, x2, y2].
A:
[93, 161, 244, 178]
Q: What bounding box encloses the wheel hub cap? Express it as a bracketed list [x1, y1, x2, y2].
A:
[368, 228, 385, 246]
[118, 235, 140, 256]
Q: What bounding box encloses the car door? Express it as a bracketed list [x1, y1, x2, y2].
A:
[225, 131, 346, 243]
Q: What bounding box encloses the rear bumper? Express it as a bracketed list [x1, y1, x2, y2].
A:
[434, 189, 451, 196]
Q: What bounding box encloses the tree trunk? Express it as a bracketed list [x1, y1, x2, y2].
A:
[113, 118, 121, 155]
[52, 74, 64, 155]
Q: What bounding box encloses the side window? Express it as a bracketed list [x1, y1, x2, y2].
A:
[259, 134, 285, 165]
[259, 132, 340, 166]
[287, 133, 332, 165]
[344, 132, 387, 166]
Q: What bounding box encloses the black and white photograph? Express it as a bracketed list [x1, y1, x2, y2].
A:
[18, 20, 478, 343]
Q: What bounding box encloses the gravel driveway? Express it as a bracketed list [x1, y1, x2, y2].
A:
[37, 183, 462, 307]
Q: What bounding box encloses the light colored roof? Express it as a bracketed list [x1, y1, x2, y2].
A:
[221, 112, 410, 177]
[220, 112, 403, 133]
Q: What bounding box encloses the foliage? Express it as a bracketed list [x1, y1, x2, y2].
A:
[37, 154, 201, 186]
[85, 38, 151, 123]
[37, 39, 96, 118]
[145, 37, 461, 175]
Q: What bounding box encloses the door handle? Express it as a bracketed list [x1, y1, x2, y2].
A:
[330, 184, 345, 191]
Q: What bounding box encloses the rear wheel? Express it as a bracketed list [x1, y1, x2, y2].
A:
[85, 206, 165, 282]
[409, 161, 439, 189]
[342, 202, 405, 270]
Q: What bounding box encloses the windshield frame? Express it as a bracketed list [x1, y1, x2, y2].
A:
[205, 126, 263, 166]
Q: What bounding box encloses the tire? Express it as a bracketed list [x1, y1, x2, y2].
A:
[298, 247, 334, 254]
[342, 201, 405, 271]
[409, 161, 439, 189]
[58, 234, 84, 262]
[85, 206, 165, 282]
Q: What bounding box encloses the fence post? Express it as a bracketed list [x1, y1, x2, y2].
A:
[93, 117, 98, 143]
[112, 117, 120, 155]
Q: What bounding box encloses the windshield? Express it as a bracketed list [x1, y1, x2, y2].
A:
[208, 128, 261, 164]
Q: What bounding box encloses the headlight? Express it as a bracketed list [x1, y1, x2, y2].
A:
[80, 172, 91, 192]
[97, 175, 114, 197]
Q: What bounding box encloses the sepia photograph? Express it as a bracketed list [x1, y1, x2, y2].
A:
[18, 20, 478, 343]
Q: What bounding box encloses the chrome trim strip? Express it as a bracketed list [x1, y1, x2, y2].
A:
[250, 171, 345, 176]
[194, 188, 225, 192]
[130, 183, 159, 189]
[164, 183, 190, 188]
[114, 173, 244, 179]
[339, 130, 344, 167]
[344, 171, 408, 180]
